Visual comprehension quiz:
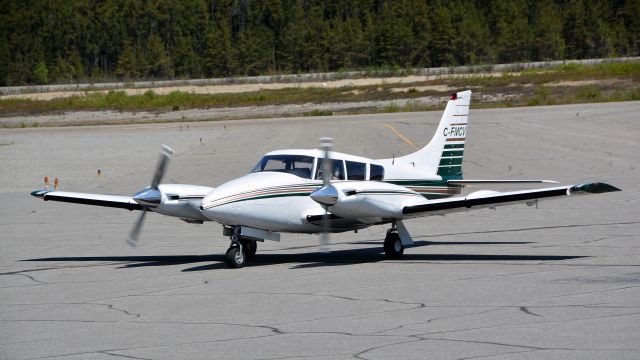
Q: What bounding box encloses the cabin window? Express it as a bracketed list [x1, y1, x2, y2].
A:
[315, 158, 345, 180]
[346, 161, 366, 180]
[370, 164, 385, 181]
[251, 155, 314, 179]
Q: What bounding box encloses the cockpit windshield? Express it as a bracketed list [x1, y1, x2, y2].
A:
[251, 155, 315, 179]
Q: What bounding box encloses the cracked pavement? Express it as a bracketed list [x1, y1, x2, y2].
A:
[1, 102, 639, 359]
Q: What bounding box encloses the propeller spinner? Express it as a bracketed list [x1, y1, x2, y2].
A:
[127, 144, 174, 247]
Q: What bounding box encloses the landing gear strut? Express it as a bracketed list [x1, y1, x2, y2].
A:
[225, 227, 246, 268]
[240, 238, 257, 259]
[384, 227, 404, 260]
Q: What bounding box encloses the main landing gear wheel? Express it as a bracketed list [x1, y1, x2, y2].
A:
[226, 245, 246, 268]
[240, 238, 257, 259]
[384, 232, 404, 259]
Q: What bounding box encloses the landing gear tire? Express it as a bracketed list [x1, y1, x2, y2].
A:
[226, 246, 246, 268]
[240, 238, 257, 259]
[384, 232, 404, 259]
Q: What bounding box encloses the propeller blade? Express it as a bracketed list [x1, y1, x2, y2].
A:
[320, 212, 330, 252]
[150, 145, 174, 189]
[318, 137, 333, 252]
[127, 207, 148, 247]
[320, 137, 332, 187]
[127, 145, 173, 246]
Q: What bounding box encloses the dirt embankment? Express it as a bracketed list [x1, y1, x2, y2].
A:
[1, 58, 638, 128]
[1, 76, 465, 101]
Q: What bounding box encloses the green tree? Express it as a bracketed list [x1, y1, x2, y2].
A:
[203, 20, 235, 77]
[235, 26, 275, 75]
[429, 4, 455, 66]
[621, 0, 640, 55]
[33, 61, 49, 84]
[115, 40, 136, 79]
[531, 0, 565, 60]
[451, 0, 492, 65]
[1, 0, 640, 86]
[0, 38, 9, 86]
[173, 36, 201, 78]
[563, 0, 590, 58]
[373, 2, 414, 67]
[409, 0, 431, 67]
[278, 1, 308, 72]
[489, 0, 532, 62]
[146, 33, 171, 78]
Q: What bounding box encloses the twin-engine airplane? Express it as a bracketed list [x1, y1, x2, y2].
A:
[32, 90, 620, 268]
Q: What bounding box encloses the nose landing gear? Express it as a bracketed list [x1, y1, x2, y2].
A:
[225, 226, 258, 268]
[225, 227, 245, 268]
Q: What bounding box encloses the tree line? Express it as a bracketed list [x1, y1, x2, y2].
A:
[1, 0, 638, 86]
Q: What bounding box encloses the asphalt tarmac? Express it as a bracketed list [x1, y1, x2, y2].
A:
[1, 101, 639, 360]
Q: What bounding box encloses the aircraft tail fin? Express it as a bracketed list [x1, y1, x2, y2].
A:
[394, 90, 471, 178]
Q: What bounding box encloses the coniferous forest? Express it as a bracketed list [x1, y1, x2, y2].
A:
[1, 0, 638, 86]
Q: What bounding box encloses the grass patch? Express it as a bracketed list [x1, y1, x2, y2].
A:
[383, 103, 401, 113]
[303, 109, 333, 116]
[527, 85, 553, 106]
[0, 61, 638, 124]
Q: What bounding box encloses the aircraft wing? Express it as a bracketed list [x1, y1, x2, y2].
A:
[447, 179, 559, 184]
[31, 190, 144, 211]
[402, 182, 620, 219]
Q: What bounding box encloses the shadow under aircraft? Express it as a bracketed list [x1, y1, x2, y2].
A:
[24, 239, 585, 272]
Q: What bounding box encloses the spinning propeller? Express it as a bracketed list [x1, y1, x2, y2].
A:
[127, 145, 174, 246]
[314, 137, 338, 252]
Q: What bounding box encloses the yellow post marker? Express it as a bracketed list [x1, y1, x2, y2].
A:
[44, 176, 49, 189]
[54, 177, 59, 190]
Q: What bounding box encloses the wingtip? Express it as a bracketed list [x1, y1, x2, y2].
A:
[31, 189, 49, 198]
[161, 144, 174, 156]
[571, 182, 621, 194]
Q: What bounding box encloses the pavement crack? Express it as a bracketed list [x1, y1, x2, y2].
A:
[0, 338, 55, 346]
[99, 351, 154, 360]
[0, 272, 48, 285]
[582, 237, 610, 244]
[420, 336, 546, 350]
[372, 307, 504, 335]
[85, 283, 207, 303]
[96, 303, 141, 319]
[20, 333, 281, 360]
[237, 290, 427, 310]
[0, 262, 127, 276]
[528, 284, 640, 301]
[257, 355, 347, 360]
[232, 291, 429, 327]
[353, 338, 424, 360]
[416, 311, 640, 337]
[457, 349, 540, 360]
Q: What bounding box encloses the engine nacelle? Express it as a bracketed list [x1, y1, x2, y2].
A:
[311, 181, 425, 221]
[141, 184, 213, 221]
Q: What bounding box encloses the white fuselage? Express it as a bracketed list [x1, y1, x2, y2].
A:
[198, 149, 457, 233]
